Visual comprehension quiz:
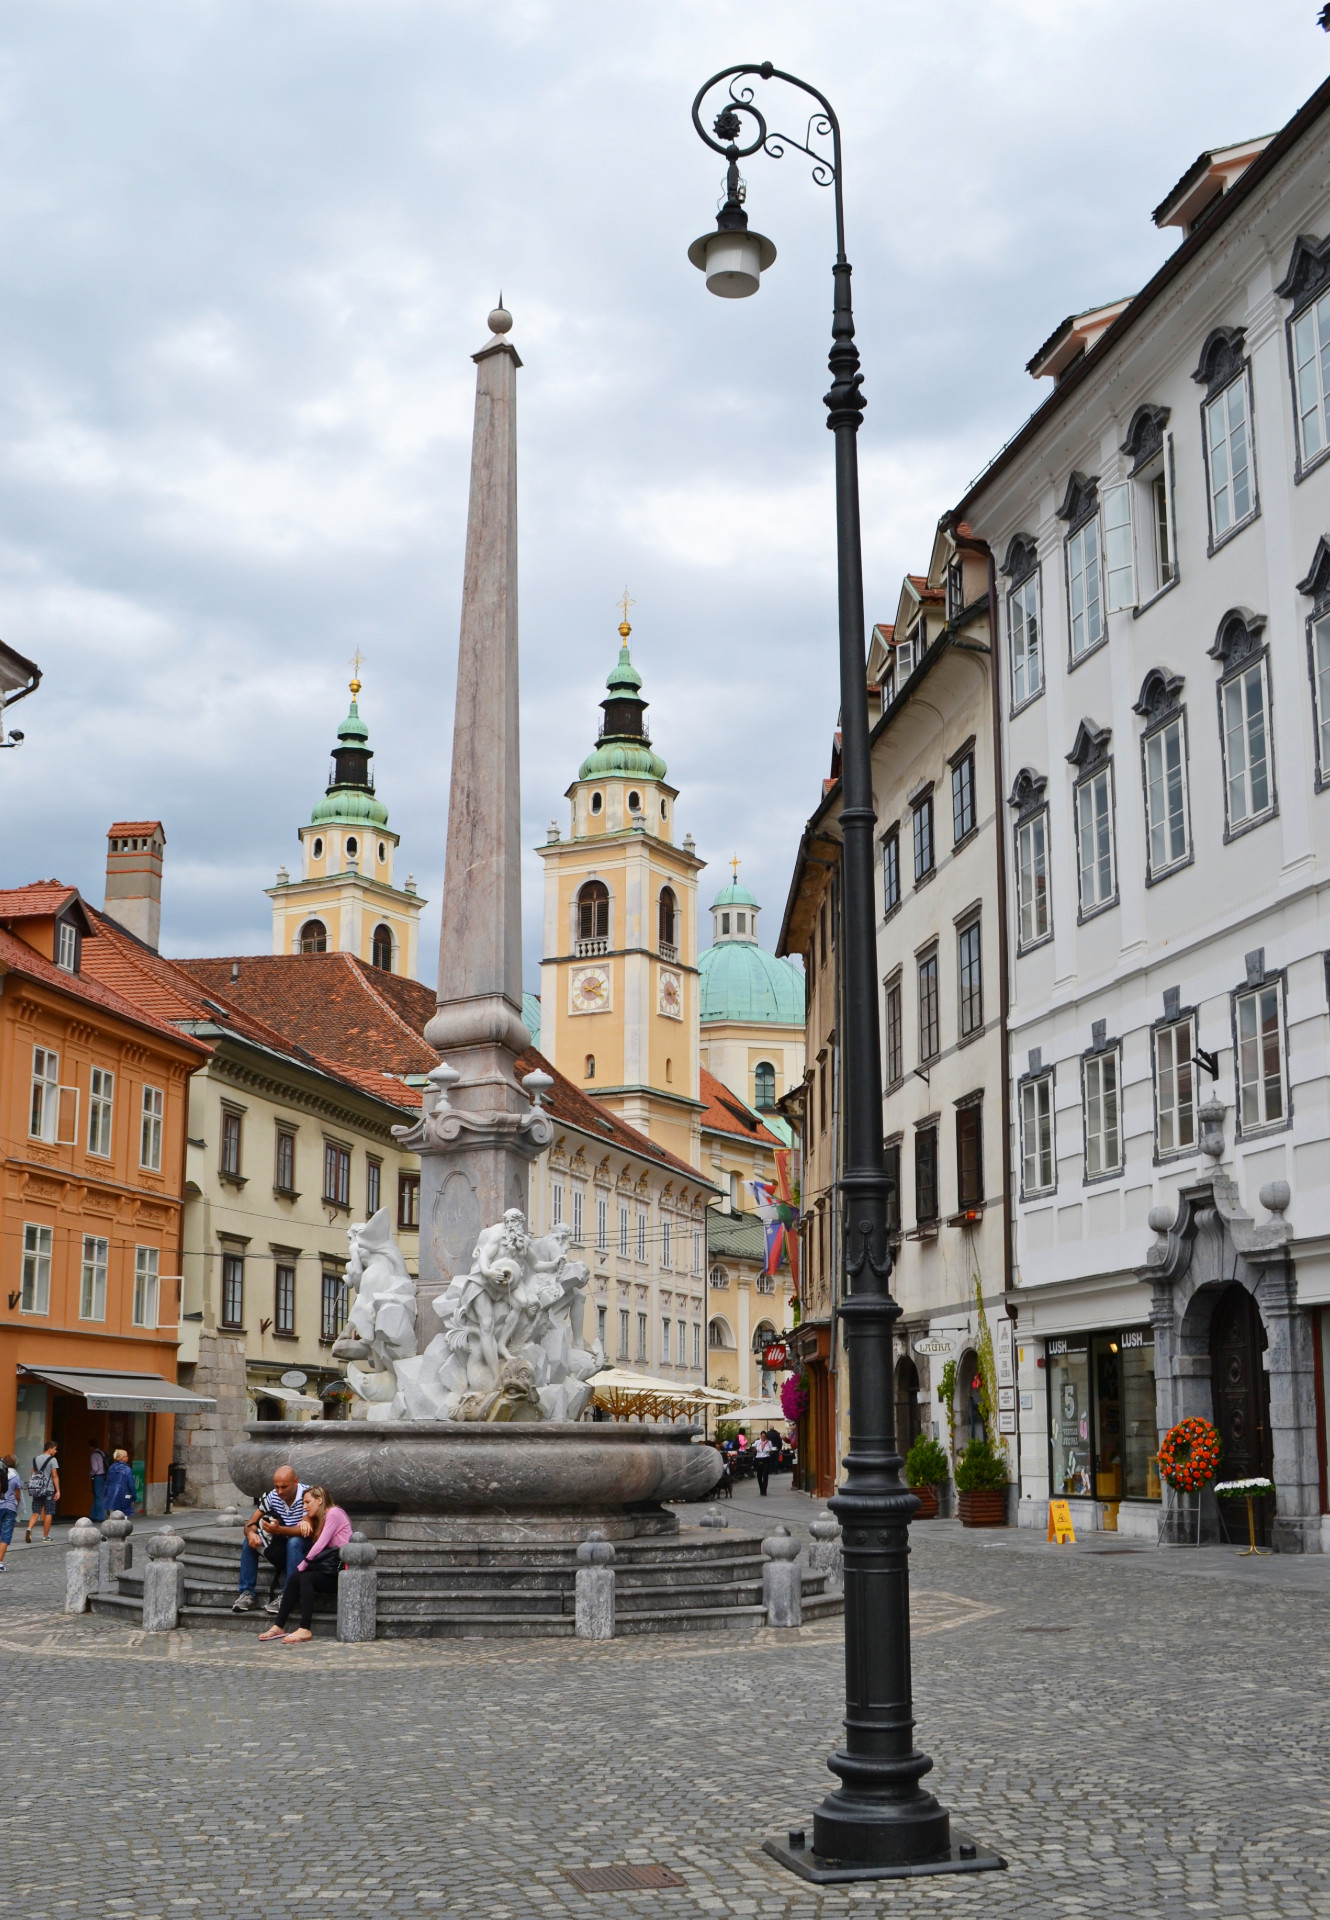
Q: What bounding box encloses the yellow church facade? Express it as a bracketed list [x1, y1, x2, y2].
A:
[267, 678, 424, 978]
[537, 622, 705, 1173]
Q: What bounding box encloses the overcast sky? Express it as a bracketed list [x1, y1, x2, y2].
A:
[0, 0, 1322, 991]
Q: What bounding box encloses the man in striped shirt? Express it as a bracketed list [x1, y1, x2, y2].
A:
[232, 1466, 307, 1614]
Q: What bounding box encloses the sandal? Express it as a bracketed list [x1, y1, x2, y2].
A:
[257, 1626, 286, 1641]
[282, 1628, 313, 1643]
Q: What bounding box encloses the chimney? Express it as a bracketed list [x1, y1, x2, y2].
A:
[105, 821, 165, 950]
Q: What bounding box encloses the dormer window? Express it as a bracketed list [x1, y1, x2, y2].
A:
[56, 920, 78, 974]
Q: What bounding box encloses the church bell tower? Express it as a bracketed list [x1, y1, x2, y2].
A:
[537, 603, 705, 1170]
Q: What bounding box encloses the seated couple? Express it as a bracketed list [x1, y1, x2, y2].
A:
[234, 1468, 352, 1643]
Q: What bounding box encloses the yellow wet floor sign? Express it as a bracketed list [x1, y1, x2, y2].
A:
[1048, 1499, 1075, 1544]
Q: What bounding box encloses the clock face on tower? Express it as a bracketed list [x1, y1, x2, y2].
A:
[658, 968, 683, 1019]
[570, 965, 611, 1015]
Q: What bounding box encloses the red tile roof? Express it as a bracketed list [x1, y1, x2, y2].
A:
[0, 881, 84, 919]
[178, 953, 706, 1183]
[700, 1067, 781, 1145]
[0, 921, 209, 1058]
[107, 821, 163, 836]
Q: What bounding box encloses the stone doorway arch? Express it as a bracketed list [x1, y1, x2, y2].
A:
[1139, 1169, 1318, 1551]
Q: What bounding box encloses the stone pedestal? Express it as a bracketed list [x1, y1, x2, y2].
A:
[65, 1518, 102, 1613]
[762, 1525, 802, 1627]
[807, 1510, 843, 1592]
[142, 1530, 185, 1631]
[337, 1538, 378, 1642]
[98, 1514, 133, 1595]
[575, 1531, 615, 1640]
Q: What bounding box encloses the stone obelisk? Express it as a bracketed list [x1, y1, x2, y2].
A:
[399, 304, 551, 1303]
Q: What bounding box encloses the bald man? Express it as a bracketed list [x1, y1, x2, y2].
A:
[232, 1465, 306, 1614]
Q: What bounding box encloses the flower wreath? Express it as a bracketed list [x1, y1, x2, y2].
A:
[1156, 1416, 1221, 1493]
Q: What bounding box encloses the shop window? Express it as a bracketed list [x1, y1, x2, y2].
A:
[1047, 1329, 1158, 1502]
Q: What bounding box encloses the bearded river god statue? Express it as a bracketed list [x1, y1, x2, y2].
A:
[336, 1208, 604, 1425]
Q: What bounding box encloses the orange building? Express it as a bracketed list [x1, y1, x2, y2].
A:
[0, 883, 211, 1516]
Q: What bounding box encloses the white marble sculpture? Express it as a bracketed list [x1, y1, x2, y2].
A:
[340, 1207, 603, 1424]
[330, 1209, 419, 1421]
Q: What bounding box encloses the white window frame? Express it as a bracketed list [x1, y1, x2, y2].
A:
[1015, 812, 1051, 950]
[1074, 765, 1117, 917]
[56, 920, 78, 973]
[87, 1067, 114, 1158]
[1020, 1074, 1055, 1198]
[637, 1212, 647, 1263]
[1102, 481, 1135, 613]
[80, 1234, 109, 1321]
[662, 1219, 672, 1268]
[1008, 572, 1042, 709]
[1219, 656, 1275, 834]
[1204, 374, 1256, 545]
[1082, 1050, 1121, 1180]
[30, 1047, 59, 1143]
[596, 1196, 608, 1254]
[572, 1188, 584, 1246]
[1066, 517, 1103, 660]
[1142, 714, 1191, 881]
[1292, 288, 1330, 472]
[132, 1246, 159, 1328]
[551, 1180, 564, 1226]
[140, 1084, 164, 1172]
[1135, 437, 1178, 601]
[693, 1322, 702, 1369]
[693, 1227, 701, 1275]
[21, 1222, 53, 1314]
[637, 1312, 648, 1363]
[618, 1308, 630, 1358]
[1154, 1016, 1197, 1159]
[1235, 981, 1288, 1135]
[661, 1317, 671, 1365]
[619, 1205, 629, 1258]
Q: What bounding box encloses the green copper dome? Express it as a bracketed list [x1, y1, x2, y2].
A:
[699, 940, 805, 1026]
[578, 639, 668, 781]
[711, 880, 758, 908]
[311, 692, 390, 828]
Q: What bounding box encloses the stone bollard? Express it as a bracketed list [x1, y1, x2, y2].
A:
[575, 1530, 615, 1640]
[762, 1525, 803, 1628]
[216, 1505, 243, 1528]
[98, 1513, 134, 1596]
[142, 1529, 186, 1632]
[806, 1510, 843, 1594]
[64, 1518, 103, 1613]
[337, 1537, 378, 1643]
[698, 1507, 729, 1530]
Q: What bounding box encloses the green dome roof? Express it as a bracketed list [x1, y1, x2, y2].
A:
[311, 788, 390, 827]
[711, 880, 758, 908]
[699, 941, 805, 1026]
[578, 739, 668, 779]
[310, 691, 390, 828]
[577, 638, 667, 781]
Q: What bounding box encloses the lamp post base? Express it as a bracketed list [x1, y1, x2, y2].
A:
[763, 1830, 1006, 1885]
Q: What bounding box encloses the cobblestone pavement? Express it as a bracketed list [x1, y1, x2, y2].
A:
[3, 1506, 1329, 1919]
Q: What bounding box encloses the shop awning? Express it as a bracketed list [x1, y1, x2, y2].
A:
[587, 1368, 742, 1423]
[18, 1366, 216, 1414]
[723, 1403, 794, 1427]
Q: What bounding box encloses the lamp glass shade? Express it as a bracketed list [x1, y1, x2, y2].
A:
[688, 227, 777, 300]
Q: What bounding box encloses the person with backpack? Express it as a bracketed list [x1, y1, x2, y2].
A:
[0, 1456, 22, 1569]
[24, 1439, 59, 1543]
[103, 1449, 135, 1519]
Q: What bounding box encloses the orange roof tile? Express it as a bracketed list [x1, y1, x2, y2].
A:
[699, 1067, 781, 1145]
[107, 821, 163, 836]
[0, 923, 209, 1057]
[0, 881, 84, 920]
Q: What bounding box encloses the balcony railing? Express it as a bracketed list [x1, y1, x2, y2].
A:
[575, 937, 609, 957]
[659, 941, 678, 962]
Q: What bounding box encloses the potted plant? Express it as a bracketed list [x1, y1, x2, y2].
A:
[953, 1437, 1009, 1527]
[904, 1435, 949, 1519]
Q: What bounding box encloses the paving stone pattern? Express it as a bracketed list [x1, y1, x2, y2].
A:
[2, 1508, 1329, 1919]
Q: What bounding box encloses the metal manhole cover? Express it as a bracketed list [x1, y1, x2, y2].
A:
[563, 1864, 686, 1894]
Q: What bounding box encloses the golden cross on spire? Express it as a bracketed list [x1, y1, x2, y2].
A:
[730, 853, 741, 883]
[349, 647, 364, 697]
[617, 587, 635, 639]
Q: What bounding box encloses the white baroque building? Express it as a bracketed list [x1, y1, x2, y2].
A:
[957, 77, 1330, 1551]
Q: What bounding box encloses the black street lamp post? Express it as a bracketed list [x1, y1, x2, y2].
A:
[688, 64, 1004, 1885]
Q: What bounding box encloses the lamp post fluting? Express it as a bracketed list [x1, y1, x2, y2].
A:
[688, 64, 1002, 1884]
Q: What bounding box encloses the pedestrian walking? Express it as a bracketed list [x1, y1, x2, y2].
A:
[103, 1449, 135, 1519]
[259, 1486, 351, 1644]
[232, 1465, 307, 1614]
[89, 1443, 108, 1524]
[24, 1439, 60, 1543]
[754, 1431, 774, 1496]
[0, 1455, 21, 1570]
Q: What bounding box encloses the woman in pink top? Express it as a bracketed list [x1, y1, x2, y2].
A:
[259, 1486, 352, 1644]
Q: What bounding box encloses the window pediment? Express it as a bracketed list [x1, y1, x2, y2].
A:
[1274, 232, 1330, 315]
[1055, 472, 1099, 530]
[1065, 719, 1112, 773]
[1001, 532, 1039, 584]
[1120, 402, 1171, 474]
[1191, 325, 1247, 397]
[1296, 534, 1330, 611]
[1007, 766, 1048, 821]
[1133, 668, 1185, 723]
[1208, 606, 1267, 669]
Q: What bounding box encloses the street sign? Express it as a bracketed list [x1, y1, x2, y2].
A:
[1048, 1499, 1075, 1545]
[280, 1370, 308, 1389]
[762, 1343, 791, 1370]
[912, 1337, 953, 1356]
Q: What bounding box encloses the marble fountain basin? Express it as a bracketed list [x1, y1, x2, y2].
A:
[228, 1420, 723, 1540]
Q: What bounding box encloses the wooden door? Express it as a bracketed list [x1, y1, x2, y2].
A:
[894, 1357, 921, 1453]
[1210, 1283, 1272, 1542]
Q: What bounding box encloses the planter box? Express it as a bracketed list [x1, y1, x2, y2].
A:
[957, 1488, 1008, 1528]
[909, 1484, 940, 1520]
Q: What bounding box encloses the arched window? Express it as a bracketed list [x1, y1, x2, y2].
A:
[346, 836, 358, 859]
[754, 1061, 776, 1109]
[708, 1316, 735, 1350]
[585, 1054, 596, 1079]
[628, 790, 642, 813]
[659, 886, 677, 951]
[577, 880, 609, 946]
[371, 924, 393, 972]
[665, 1057, 673, 1083]
[299, 920, 327, 954]
[709, 1264, 729, 1289]
[377, 841, 387, 864]
[752, 1319, 778, 1355]
[590, 791, 603, 814]
[311, 837, 324, 859]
